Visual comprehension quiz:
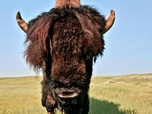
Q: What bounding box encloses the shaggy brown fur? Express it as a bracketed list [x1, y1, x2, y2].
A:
[25, 6, 106, 114]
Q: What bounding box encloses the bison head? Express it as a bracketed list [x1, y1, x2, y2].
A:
[16, 4, 115, 114]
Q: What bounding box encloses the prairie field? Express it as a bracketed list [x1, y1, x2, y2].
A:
[0, 73, 152, 114]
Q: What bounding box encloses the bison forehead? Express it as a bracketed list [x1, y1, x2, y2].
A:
[52, 14, 86, 53]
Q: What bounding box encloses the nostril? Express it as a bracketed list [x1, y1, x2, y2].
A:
[62, 92, 73, 96]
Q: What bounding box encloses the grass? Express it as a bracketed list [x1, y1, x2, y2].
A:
[0, 73, 152, 114]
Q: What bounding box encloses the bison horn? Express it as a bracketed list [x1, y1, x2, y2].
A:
[16, 12, 28, 33]
[104, 9, 115, 33]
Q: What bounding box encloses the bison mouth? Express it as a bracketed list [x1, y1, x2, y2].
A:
[49, 80, 87, 113]
[54, 87, 84, 114]
[55, 87, 82, 105]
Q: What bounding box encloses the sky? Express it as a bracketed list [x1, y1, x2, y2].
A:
[0, 0, 152, 77]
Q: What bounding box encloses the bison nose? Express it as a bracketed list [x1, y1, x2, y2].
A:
[58, 90, 79, 99]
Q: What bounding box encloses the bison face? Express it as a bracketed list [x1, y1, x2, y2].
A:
[50, 35, 95, 107]
[48, 14, 104, 108]
[50, 45, 95, 113]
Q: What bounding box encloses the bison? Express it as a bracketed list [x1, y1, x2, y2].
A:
[16, 0, 115, 114]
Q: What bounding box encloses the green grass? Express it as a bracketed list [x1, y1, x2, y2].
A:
[0, 74, 152, 114]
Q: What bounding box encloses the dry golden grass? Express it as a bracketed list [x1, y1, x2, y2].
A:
[0, 73, 152, 114]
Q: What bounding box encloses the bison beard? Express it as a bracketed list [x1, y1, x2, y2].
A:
[23, 6, 106, 114]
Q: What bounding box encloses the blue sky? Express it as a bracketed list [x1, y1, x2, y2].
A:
[0, 0, 152, 77]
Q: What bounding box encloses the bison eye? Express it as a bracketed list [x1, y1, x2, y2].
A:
[86, 52, 93, 60]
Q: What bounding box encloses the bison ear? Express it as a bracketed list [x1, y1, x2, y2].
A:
[27, 14, 55, 45]
[25, 14, 55, 71]
[74, 12, 101, 38]
[74, 12, 105, 55]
